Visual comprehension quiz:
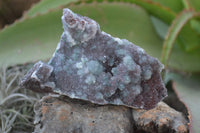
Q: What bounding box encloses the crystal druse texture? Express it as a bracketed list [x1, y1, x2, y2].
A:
[21, 8, 167, 110]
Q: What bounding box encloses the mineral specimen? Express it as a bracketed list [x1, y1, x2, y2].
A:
[21, 8, 167, 110]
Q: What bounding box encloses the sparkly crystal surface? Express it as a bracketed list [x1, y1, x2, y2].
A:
[21, 9, 167, 110]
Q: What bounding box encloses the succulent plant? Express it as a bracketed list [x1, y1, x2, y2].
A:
[0, 0, 200, 132]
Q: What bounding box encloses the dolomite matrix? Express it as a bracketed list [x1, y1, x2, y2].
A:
[21, 8, 167, 110]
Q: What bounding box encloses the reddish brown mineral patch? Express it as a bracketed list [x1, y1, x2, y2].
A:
[132, 102, 188, 133]
[41, 106, 49, 115]
[58, 107, 69, 122]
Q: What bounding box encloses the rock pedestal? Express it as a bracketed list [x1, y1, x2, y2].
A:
[33, 95, 188, 133]
[34, 95, 133, 133]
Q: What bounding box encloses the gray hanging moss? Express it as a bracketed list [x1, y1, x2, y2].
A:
[21, 8, 167, 110]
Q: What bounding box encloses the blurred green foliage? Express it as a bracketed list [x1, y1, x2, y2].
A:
[0, 0, 200, 132]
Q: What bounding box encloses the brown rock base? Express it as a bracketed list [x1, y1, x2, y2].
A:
[34, 95, 134, 133]
[34, 95, 188, 133]
[132, 102, 188, 133]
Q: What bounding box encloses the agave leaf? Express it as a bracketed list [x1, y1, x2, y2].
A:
[0, 10, 62, 66]
[181, 0, 191, 9]
[166, 72, 200, 133]
[26, 0, 76, 17]
[151, 0, 184, 12]
[188, 0, 200, 11]
[191, 19, 200, 34]
[26, 0, 176, 24]
[25, 0, 188, 49]
[152, 21, 200, 53]
[0, 3, 162, 66]
[170, 46, 200, 72]
[1, 1, 200, 72]
[178, 23, 200, 51]
[150, 16, 169, 39]
[29, 0, 200, 52]
[130, 0, 200, 53]
[136, 0, 200, 52]
[130, 0, 176, 24]
[161, 10, 200, 67]
[150, 12, 200, 72]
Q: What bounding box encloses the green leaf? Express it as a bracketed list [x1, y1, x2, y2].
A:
[130, 0, 176, 24]
[188, 0, 200, 11]
[1, 1, 200, 72]
[151, 0, 184, 13]
[150, 16, 169, 39]
[149, 16, 200, 72]
[182, 0, 191, 9]
[169, 46, 200, 72]
[166, 72, 200, 133]
[0, 3, 162, 66]
[26, 0, 76, 17]
[27, 0, 200, 52]
[177, 19, 200, 52]
[26, 0, 177, 24]
[135, 0, 200, 53]
[0, 10, 63, 66]
[24, 0, 178, 49]
[191, 19, 200, 34]
[161, 10, 200, 67]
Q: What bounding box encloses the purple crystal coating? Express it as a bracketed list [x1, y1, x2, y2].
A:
[21, 9, 167, 110]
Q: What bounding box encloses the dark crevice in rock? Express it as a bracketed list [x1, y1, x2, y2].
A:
[129, 108, 137, 132]
[39, 122, 43, 129]
[101, 56, 121, 76]
[105, 88, 121, 102]
[163, 81, 189, 121]
[102, 62, 114, 76]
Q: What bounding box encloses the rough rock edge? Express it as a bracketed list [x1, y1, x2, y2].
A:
[133, 102, 188, 133]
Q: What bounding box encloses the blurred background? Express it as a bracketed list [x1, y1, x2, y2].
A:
[0, 0, 40, 29]
[0, 0, 200, 132]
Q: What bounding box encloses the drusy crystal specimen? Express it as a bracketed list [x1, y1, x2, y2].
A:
[21, 9, 167, 110]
